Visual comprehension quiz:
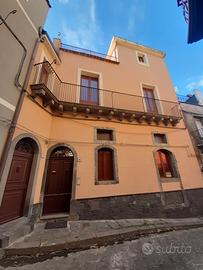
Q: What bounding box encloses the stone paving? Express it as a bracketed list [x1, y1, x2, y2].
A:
[1, 227, 203, 269]
[4, 217, 203, 255]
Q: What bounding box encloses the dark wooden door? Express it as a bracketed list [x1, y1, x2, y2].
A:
[80, 75, 99, 105]
[43, 157, 73, 215]
[0, 140, 34, 224]
[143, 88, 158, 113]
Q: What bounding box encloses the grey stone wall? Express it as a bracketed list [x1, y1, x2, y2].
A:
[70, 188, 203, 220]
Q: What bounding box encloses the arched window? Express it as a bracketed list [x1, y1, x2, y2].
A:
[155, 149, 178, 178]
[98, 148, 114, 181]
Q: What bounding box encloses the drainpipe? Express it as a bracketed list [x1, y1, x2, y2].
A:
[0, 12, 40, 181]
[0, 12, 27, 88]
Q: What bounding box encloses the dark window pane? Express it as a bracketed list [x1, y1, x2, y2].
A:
[97, 129, 113, 141]
[154, 134, 167, 144]
[90, 80, 98, 89]
[138, 56, 145, 63]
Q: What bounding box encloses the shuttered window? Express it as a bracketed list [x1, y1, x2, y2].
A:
[97, 129, 113, 141]
[143, 88, 158, 113]
[80, 75, 99, 105]
[155, 150, 176, 178]
[98, 148, 114, 181]
[154, 134, 167, 144]
[39, 63, 49, 85]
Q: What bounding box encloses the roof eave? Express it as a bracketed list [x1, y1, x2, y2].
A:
[108, 36, 165, 58]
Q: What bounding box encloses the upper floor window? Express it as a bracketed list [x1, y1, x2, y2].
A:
[136, 51, 149, 66]
[143, 87, 158, 113]
[97, 129, 114, 141]
[153, 133, 167, 144]
[80, 75, 99, 105]
[155, 149, 178, 179]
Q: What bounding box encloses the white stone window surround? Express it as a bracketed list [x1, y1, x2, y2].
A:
[140, 82, 164, 115]
[77, 68, 103, 105]
[136, 50, 149, 67]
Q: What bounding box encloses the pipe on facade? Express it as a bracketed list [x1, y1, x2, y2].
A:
[0, 35, 40, 182]
[0, 13, 27, 88]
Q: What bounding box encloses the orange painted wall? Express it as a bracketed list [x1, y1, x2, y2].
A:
[12, 38, 203, 205]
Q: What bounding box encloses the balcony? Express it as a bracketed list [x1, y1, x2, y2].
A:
[30, 62, 181, 126]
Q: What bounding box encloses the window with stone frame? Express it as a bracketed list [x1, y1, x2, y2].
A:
[97, 129, 114, 141]
[153, 133, 167, 144]
[98, 147, 115, 181]
[155, 149, 178, 179]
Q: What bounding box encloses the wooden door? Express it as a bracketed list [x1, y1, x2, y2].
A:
[80, 76, 99, 105]
[43, 156, 73, 215]
[143, 88, 158, 113]
[0, 139, 34, 224]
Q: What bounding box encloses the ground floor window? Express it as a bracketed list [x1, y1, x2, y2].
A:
[155, 149, 178, 178]
[98, 148, 114, 181]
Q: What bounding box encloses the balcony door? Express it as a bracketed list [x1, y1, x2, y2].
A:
[80, 75, 99, 105]
[143, 87, 158, 113]
[39, 60, 49, 86]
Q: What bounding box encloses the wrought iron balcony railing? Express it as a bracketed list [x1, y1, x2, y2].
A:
[31, 62, 181, 125]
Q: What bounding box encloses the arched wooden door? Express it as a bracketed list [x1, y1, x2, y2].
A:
[0, 138, 35, 224]
[43, 147, 74, 216]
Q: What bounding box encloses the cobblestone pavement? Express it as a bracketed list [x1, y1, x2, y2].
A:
[2, 227, 203, 270]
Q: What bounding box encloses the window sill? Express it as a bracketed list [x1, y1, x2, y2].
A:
[96, 140, 115, 144]
[160, 177, 180, 183]
[138, 61, 149, 67]
[154, 143, 168, 146]
[95, 180, 119, 185]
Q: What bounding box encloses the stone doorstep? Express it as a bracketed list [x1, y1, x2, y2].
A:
[0, 217, 32, 249]
[3, 220, 203, 260]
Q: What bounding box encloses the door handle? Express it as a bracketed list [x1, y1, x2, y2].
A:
[52, 170, 56, 174]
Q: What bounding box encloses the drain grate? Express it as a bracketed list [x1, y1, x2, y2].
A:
[45, 220, 68, 229]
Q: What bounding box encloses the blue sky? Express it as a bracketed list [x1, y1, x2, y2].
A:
[45, 0, 203, 96]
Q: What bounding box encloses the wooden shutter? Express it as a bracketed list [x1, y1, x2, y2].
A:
[98, 148, 114, 180]
[39, 63, 49, 85]
[155, 150, 174, 178]
[80, 76, 98, 104]
[143, 88, 158, 113]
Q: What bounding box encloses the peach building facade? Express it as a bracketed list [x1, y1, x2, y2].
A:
[1, 33, 203, 224]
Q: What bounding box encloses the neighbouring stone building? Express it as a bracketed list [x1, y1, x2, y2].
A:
[1, 33, 203, 225]
[178, 90, 203, 170]
[0, 0, 50, 179]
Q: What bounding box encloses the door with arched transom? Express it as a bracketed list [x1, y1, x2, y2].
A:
[43, 147, 74, 215]
[0, 138, 35, 224]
